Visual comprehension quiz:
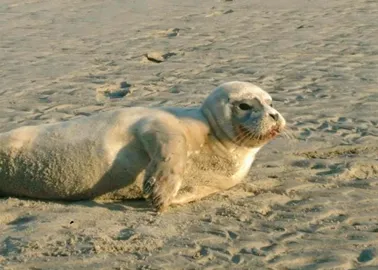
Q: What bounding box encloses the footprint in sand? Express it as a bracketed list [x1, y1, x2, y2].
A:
[96, 81, 132, 102]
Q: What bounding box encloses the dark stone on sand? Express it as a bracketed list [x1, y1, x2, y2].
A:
[358, 248, 376, 262]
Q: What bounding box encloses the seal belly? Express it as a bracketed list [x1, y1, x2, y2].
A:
[183, 145, 237, 190]
[183, 145, 260, 191]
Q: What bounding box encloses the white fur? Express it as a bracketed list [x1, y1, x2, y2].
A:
[232, 147, 261, 181]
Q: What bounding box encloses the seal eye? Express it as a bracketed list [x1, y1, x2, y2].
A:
[238, 103, 252, 111]
[271, 102, 274, 108]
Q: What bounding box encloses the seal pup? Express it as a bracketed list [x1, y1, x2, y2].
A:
[0, 81, 286, 212]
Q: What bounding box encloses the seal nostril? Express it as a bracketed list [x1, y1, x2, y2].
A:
[269, 113, 279, 121]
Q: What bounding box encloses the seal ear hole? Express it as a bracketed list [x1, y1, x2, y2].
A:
[238, 103, 252, 111]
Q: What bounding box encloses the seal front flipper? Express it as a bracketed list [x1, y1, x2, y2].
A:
[137, 115, 187, 212]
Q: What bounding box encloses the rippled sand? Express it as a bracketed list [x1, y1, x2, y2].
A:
[1, 0, 378, 269]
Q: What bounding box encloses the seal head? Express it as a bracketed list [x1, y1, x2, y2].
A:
[201, 81, 286, 148]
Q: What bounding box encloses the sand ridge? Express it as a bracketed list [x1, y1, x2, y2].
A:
[1, 0, 378, 269]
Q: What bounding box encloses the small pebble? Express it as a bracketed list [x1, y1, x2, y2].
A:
[145, 52, 176, 63]
[231, 255, 243, 264]
[169, 86, 180, 93]
[166, 28, 180, 37]
[358, 248, 376, 262]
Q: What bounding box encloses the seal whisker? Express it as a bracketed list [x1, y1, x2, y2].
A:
[280, 126, 297, 140]
[233, 124, 254, 145]
[235, 128, 261, 145]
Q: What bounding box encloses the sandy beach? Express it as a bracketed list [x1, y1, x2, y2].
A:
[1, 0, 378, 269]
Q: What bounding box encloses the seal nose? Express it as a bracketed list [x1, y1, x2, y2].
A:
[269, 113, 279, 121]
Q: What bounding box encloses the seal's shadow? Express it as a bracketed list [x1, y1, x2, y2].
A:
[0, 197, 151, 213]
[72, 199, 150, 212]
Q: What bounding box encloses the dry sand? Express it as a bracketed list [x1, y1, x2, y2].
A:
[1, 0, 378, 269]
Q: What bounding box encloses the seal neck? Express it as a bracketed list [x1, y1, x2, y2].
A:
[200, 106, 245, 155]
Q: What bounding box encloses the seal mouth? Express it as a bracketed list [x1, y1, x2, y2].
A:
[235, 123, 282, 144]
[267, 126, 281, 139]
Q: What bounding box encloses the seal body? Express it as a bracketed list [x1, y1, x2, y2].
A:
[0, 81, 286, 211]
[0, 109, 257, 200]
[0, 108, 152, 200]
